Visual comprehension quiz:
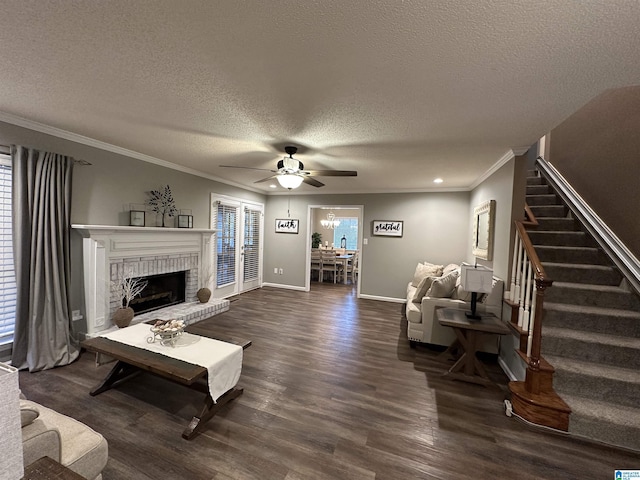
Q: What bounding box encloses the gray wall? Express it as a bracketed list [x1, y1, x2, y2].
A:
[549, 86, 640, 258]
[264, 191, 471, 299]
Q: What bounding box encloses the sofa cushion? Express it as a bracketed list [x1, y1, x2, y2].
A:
[411, 263, 443, 287]
[20, 399, 40, 427]
[412, 275, 436, 303]
[426, 269, 459, 298]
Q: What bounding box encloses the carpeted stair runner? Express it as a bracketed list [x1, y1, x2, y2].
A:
[525, 171, 640, 451]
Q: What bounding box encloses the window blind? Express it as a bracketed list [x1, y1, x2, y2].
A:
[243, 207, 261, 282]
[0, 156, 15, 345]
[216, 202, 237, 287]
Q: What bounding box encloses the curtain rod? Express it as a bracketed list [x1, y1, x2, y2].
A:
[0, 144, 91, 165]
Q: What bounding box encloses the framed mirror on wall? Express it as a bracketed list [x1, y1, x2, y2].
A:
[472, 199, 496, 260]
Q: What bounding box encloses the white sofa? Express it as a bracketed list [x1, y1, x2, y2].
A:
[405, 262, 504, 353]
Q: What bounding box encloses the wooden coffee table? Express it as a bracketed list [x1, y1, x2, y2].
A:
[81, 323, 251, 440]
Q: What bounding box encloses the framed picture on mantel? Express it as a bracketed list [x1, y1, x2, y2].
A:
[130, 210, 145, 227]
[372, 220, 403, 237]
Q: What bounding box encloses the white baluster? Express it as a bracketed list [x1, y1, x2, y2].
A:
[509, 235, 521, 302]
[526, 330, 534, 358]
[522, 261, 533, 332]
[512, 239, 523, 303]
[517, 251, 528, 328]
[529, 277, 537, 332]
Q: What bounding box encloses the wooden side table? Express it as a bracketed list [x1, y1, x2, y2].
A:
[436, 307, 510, 386]
[23, 456, 85, 479]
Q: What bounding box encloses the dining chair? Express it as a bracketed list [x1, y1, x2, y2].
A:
[310, 249, 322, 282]
[321, 250, 343, 283]
[346, 251, 359, 284]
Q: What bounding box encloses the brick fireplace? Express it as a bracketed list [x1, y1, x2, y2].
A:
[73, 225, 223, 337]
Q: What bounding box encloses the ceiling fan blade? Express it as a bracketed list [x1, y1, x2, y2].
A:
[254, 175, 278, 184]
[219, 165, 276, 172]
[305, 170, 357, 177]
[303, 176, 325, 188]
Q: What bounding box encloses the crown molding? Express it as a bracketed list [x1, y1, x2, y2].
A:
[468, 149, 517, 191]
[0, 110, 265, 195]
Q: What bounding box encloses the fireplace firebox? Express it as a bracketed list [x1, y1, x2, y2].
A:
[128, 271, 186, 315]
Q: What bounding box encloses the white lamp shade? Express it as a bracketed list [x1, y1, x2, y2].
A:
[460, 264, 493, 294]
[276, 174, 304, 189]
[0, 362, 24, 480]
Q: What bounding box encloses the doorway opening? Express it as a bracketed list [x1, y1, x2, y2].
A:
[307, 205, 364, 296]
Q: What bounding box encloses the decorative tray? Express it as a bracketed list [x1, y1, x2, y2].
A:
[147, 319, 185, 347]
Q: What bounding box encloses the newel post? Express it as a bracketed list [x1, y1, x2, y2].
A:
[525, 274, 552, 394]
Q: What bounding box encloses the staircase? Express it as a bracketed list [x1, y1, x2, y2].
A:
[526, 171, 640, 451]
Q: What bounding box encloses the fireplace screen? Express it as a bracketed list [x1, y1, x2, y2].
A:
[128, 271, 186, 315]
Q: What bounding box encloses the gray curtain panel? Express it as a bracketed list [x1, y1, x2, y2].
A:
[11, 145, 79, 372]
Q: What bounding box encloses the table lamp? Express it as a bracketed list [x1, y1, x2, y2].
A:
[0, 362, 24, 480]
[460, 264, 494, 320]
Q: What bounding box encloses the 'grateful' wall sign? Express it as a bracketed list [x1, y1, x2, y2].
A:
[275, 218, 299, 234]
[372, 220, 403, 237]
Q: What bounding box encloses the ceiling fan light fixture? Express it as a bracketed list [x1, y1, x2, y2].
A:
[276, 174, 304, 189]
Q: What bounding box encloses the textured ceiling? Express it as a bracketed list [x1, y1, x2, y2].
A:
[0, 1, 639, 194]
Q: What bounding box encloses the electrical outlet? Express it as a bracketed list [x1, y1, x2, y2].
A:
[278, 268, 283, 275]
[273, 267, 278, 274]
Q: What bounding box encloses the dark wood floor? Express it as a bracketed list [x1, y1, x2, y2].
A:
[19, 283, 639, 479]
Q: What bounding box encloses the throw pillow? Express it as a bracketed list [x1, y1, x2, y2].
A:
[411, 263, 444, 287]
[19, 400, 40, 427]
[443, 263, 459, 276]
[412, 275, 436, 303]
[426, 269, 459, 298]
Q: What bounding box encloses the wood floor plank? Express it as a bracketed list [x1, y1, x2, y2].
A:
[18, 284, 640, 479]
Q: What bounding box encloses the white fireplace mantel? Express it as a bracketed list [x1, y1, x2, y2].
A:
[72, 224, 217, 336]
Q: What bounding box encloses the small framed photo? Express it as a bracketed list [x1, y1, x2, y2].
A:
[130, 210, 145, 227]
[275, 218, 299, 234]
[178, 214, 193, 228]
[372, 220, 403, 237]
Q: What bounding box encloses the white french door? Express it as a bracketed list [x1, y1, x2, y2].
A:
[211, 195, 263, 298]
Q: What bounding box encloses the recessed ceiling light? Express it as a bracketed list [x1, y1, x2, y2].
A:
[269, 184, 277, 188]
[433, 178, 444, 184]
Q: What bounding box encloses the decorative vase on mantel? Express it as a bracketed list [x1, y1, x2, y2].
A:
[197, 287, 211, 303]
[113, 306, 134, 328]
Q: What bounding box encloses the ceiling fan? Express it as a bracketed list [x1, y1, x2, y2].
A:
[220, 146, 357, 189]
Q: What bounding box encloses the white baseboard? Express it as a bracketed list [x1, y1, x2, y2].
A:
[358, 294, 405, 303]
[498, 355, 518, 381]
[261, 282, 307, 291]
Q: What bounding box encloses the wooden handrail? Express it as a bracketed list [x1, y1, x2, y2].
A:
[522, 204, 539, 228]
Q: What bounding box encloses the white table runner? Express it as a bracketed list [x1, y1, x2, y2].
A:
[100, 323, 243, 402]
